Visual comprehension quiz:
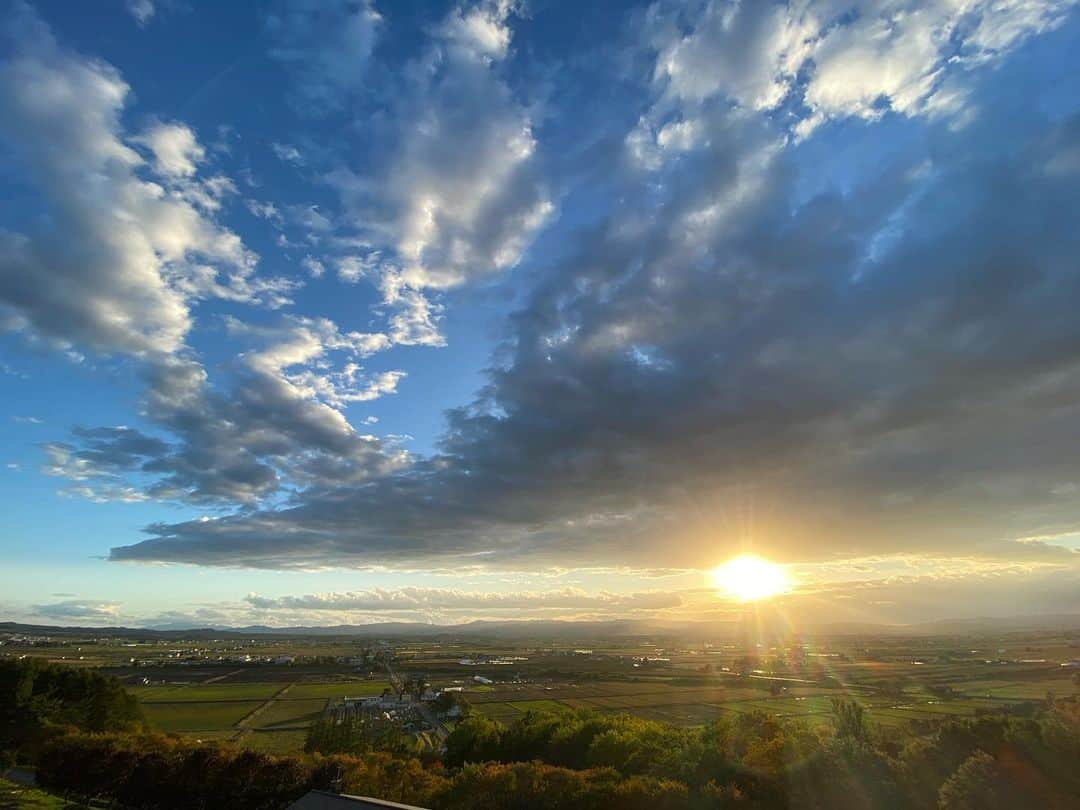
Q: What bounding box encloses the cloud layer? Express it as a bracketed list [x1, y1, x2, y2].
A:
[109, 1, 1080, 572]
[2, 1, 1080, 586]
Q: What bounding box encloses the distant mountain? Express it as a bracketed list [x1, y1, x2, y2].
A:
[3, 612, 1079, 641]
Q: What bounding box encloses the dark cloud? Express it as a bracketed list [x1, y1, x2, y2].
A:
[55, 320, 404, 506]
[113, 70, 1080, 570]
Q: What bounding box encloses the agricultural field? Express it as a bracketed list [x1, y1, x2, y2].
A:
[140, 700, 265, 732]
[5, 623, 1078, 749]
[391, 631, 1080, 731]
[128, 674, 392, 746]
[0, 777, 87, 809]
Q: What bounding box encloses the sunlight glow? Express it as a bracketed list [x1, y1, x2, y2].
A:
[711, 555, 790, 602]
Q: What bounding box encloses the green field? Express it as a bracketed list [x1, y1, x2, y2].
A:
[252, 698, 329, 729]
[131, 683, 283, 702]
[0, 778, 86, 810]
[467, 670, 1075, 729]
[141, 700, 266, 732]
[133, 679, 391, 744]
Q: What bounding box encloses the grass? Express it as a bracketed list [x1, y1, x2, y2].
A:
[131, 683, 282, 702]
[142, 701, 265, 732]
[239, 730, 310, 755]
[0, 778, 86, 809]
[251, 698, 328, 729]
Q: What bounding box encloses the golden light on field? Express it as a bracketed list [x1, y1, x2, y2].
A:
[711, 555, 790, 601]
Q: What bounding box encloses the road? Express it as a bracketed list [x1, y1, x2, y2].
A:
[382, 654, 449, 745]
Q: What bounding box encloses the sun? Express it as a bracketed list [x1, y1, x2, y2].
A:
[711, 555, 790, 602]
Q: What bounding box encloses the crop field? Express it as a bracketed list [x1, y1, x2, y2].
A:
[251, 697, 329, 729]
[9, 625, 1077, 752]
[131, 677, 391, 743]
[141, 700, 265, 732]
[397, 633, 1080, 731]
[130, 683, 283, 702]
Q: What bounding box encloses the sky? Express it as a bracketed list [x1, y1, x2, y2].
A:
[2, 0, 1080, 629]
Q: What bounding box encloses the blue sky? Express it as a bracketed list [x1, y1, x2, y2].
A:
[2, 0, 1080, 628]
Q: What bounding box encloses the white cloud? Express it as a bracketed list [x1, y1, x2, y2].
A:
[271, 141, 304, 165]
[301, 255, 326, 278]
[133, 121, 205, 178]
[439, 1, 514, 60]
[246, 199, 284, 225]
[327, 1, 552, 347]
[126, 0, 155, 27]
[226, 313, 391, 366]
[648, 0, 1080, 137]
[0, 5, 288, 357]
[654, 0, 816, 111]
[336, 253, 378, 283]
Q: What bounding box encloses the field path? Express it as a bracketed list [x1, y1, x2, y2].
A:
[230, 682, 295, 741]
[203, 669, 244, 685]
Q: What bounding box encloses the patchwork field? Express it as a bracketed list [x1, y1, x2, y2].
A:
[11, 626, 1077, 753]
[133, 677, 391, 743]
[141, 700, 265, 732]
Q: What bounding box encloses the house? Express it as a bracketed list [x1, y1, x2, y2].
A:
[288, 790, 427, 809]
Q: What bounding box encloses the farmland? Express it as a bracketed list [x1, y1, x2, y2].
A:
[3, 623, 1078, 754]
[387, 631, 1080, 732]
[125, 671, 394, 751]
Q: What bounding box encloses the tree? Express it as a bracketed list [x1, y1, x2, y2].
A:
[937, 750, 1015, 809]
[444, 715, 505, 767]
[0, 659, 143, 756]
[831, 698, 869, 745]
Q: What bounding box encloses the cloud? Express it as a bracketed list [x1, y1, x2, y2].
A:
[301, 255, 326, 278]
[244, 586, 683, 616]
[110, 6, 1080, 572]
[336, 254, 377, 284]
[50, 315, 404, 506]
[34, 599, 121, 620]
[126, 0, 155, 27]
[271, 141, 304, 165]
[246, 199, 284, 225]
[647, 0, 1079, 135]
[133, 121, 204, 177]
[0, 4, 289, 357]
[265, 0, 382, 113]
[326, 0, 553, 346]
